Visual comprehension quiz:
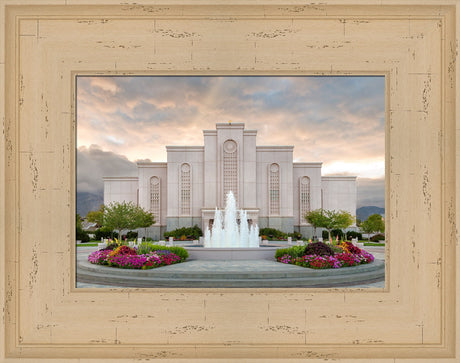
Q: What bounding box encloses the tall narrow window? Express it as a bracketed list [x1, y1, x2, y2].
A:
[300, 176, 311, 223]
[150, 176, 160, 223]
[269, 163, 280, 215]
[180, 163, 191, 215]
[223, 139, 238, 203]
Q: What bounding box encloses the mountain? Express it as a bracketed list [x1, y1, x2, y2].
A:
[356, 206, 385, 222]
[76, 192, 104, 217]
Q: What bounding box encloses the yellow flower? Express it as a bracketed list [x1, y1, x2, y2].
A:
[109, 245, 123, 257]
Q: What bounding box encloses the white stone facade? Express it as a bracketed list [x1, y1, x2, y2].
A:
[103, 123, 357, 239]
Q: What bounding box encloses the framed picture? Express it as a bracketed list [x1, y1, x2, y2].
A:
[1, 1, 458, 361]
[75, 74, 386, 289]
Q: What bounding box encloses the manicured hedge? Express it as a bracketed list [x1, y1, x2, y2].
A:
[370, 233, 385, 242]
[163, 225, 202, 240]
[346, 231, 363, 240]
[259, 228, 303, 241]
[94, 226, 113, 240]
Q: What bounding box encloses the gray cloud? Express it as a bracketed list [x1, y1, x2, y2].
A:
[77, 76, 385, 206]
[76, 145, 140, 194]
[356, 177, 385, 208]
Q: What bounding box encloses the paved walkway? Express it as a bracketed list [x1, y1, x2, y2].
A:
[76, 245, 385, 289]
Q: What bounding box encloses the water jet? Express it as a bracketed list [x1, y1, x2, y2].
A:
[186, 191, 279, 260]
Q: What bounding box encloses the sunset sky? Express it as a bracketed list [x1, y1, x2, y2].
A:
[76, 76, 385, 208]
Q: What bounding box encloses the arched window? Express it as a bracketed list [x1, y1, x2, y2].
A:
[179, 163, 191, 216]
[223, 139, 238, 203]
[300, 176, 311, 224]
[150, 176, 160, 223]
[269, 163, 280, 215]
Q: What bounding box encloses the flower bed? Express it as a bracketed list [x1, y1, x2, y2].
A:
[276, 241, 374, 269]
[88, 242, 186, 270]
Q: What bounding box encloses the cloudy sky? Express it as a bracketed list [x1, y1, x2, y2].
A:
[77, 76, 385, 208]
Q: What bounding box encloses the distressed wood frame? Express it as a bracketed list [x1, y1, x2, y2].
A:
[0, 1, 459, 361]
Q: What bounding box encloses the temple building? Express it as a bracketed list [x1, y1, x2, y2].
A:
[103, 123, 357, 239]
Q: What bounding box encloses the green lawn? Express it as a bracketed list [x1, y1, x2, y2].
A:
[363, 242, 385, 246]
[76, 243, 98, 247]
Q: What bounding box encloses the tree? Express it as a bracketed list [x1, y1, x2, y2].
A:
[305, 209, 355, 241]
[103, 201, 139, 240]
[334, 210, 355, 233]
[304, 209, 328, 238]
[76, 213, 83, 229]
[76, 213, 89, 242]
[86, 204, 105, 227]
[360, 214, 385, 241]
[134, 206, 155, 239]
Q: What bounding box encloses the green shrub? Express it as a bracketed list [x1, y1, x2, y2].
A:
[331, 245, 345, 254]
[304, 242, 335, 256]
[126, 231, 138, 239]
[76, 227, 90, 242]
[346, 231, 363, 240]
[136, 243, 189, 261]
[274, 248, 290, 259]
[287, 232, 303, 240]
[163, 225, 202, 240]
[370, 233, 385, 242]
[167, 246, 189, 261]
[259, 228, 287, 240]
[136, 242, 155, 255]
[274, 245, 305, 259]
[258, 229, 302, 241]
[322, 229, 345, 240]
[95, 226, 113, 240]
[332, 229, 345, 239]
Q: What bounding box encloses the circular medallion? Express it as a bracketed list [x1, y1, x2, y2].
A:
[270, 163, 279, 172]
[301, 176, 309, 184]
[181, 163, 190, 172]
[223, 140, 237, 153]
[150, 176, 160, 185]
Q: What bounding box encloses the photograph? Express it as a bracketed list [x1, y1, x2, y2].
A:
[75, 75, 386, 288]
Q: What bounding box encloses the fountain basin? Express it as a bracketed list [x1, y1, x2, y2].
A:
[185, 246, 279, 260]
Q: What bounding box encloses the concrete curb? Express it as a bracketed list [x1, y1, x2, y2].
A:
[76, 257, 385, 288]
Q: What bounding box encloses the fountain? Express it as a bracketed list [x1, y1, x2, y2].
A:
[204, 191, 259, 248]
[186, 191, 279, 260]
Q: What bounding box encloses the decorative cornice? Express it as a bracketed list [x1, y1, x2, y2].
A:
[137, 162, 168, 168]
[102, 176, 138, 181]
[322, 176, 357, 181]
[256, 146, 294, 152]
[293, 162, 323, 168]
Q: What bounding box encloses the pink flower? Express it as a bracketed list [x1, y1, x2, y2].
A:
[277, 250, 374, 269]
